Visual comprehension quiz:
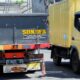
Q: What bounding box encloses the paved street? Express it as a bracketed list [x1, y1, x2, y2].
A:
[0, 49, 80, 80]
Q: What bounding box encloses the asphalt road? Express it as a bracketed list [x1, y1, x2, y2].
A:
[0, 49, 80, 80]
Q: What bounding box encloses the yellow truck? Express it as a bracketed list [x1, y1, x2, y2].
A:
[49, 0, 80, 73]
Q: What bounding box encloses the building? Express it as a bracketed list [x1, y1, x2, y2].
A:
[0, 0, 50, 14]
[0, 0, 32, 14]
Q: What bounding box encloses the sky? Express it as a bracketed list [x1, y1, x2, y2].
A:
[0, 0, 27, 3]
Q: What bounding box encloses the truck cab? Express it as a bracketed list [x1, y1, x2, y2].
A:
[49, 0, 80, 73]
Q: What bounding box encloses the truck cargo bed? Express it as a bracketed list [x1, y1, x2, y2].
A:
[0, 14, 48, 45]
[49, 0, 72, 48]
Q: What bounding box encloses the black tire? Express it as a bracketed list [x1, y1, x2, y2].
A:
[52, 48, 61, 66]
[53, 55, 61, 66]
[0, 65, 3, 75]
[71, 50, 80, 73]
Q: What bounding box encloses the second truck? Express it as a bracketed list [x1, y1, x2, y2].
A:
[0, 0, 49, 74]
[0, 14, 49, 74]
[49, 0, 80, 73]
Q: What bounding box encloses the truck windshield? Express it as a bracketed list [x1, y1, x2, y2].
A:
[75, 14, 80, 31]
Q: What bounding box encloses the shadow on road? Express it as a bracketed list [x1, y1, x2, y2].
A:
[0, 73, 30, 80]
[45, 61, 80, 79]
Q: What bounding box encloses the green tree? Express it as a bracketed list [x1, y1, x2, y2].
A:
[16, 0, 24, 4]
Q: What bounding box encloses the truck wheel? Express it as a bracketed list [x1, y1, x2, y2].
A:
[52, 48, 61, 66]
[0, 65, 3, 75]
[53, 55, 61, 66]
[71, 50, 80, 73]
